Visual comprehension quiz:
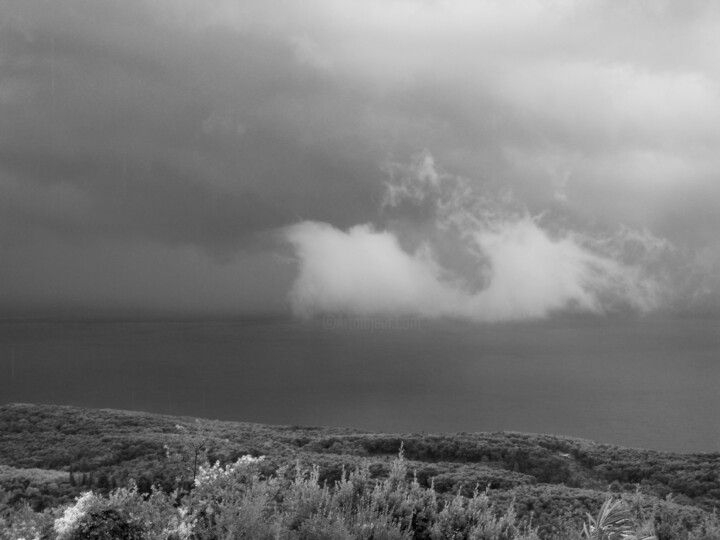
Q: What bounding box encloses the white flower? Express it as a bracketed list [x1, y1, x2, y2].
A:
[175, 519, 195, 540]
[161, 508, 195, 540]
[236, 454, 265, 465]
[53, 491, 96, 539]
[194, 455, 265, 487]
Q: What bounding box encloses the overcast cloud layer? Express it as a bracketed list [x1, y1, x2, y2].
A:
[1, 0, 719, 318]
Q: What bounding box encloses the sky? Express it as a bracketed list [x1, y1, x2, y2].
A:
[1, 0, 719, 320]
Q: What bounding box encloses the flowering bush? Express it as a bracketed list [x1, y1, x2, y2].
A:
[194, 454, 265, 489]
[53, 492, 97, 540]
[1, 448, 717, 540]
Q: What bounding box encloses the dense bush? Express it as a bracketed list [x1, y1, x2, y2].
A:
[2, 404, 720, 539]
[2, 449, 692, 540]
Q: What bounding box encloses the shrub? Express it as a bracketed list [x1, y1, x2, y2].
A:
[580, 497, 655, 540]
[68, 508, 144, 540]
[4, 448, 720, 540]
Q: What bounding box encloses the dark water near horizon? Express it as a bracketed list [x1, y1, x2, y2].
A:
[1, 316, 719, 453]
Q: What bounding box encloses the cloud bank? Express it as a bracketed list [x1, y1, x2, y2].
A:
[286, 153, 665, 321]
[1, 0, 719, 316]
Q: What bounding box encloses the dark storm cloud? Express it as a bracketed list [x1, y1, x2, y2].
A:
[0, 1, 382, 250]
[1, 0, 719, 315]
[0, 0, 388, 312]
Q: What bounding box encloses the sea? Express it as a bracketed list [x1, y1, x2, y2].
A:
[1, 315, 719, 453]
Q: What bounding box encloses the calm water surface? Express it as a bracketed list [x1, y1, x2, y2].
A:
[1, 316, 719, 453]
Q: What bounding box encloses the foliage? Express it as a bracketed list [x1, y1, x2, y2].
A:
[2, 403, 720, 539]
[2, 450, 549, 540]
[580, 497, 655, 540]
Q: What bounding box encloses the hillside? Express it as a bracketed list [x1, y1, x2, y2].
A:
[1, 403, 719, 538]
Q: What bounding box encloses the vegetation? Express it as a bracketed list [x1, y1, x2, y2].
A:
[1, 403, 719, 539]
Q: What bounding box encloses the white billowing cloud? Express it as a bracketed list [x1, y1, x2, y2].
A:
[286, 217, 659, 321]
[469, 220, 600, 318]
[286, 221, 458, 317]
[286, 153, 662, 321]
